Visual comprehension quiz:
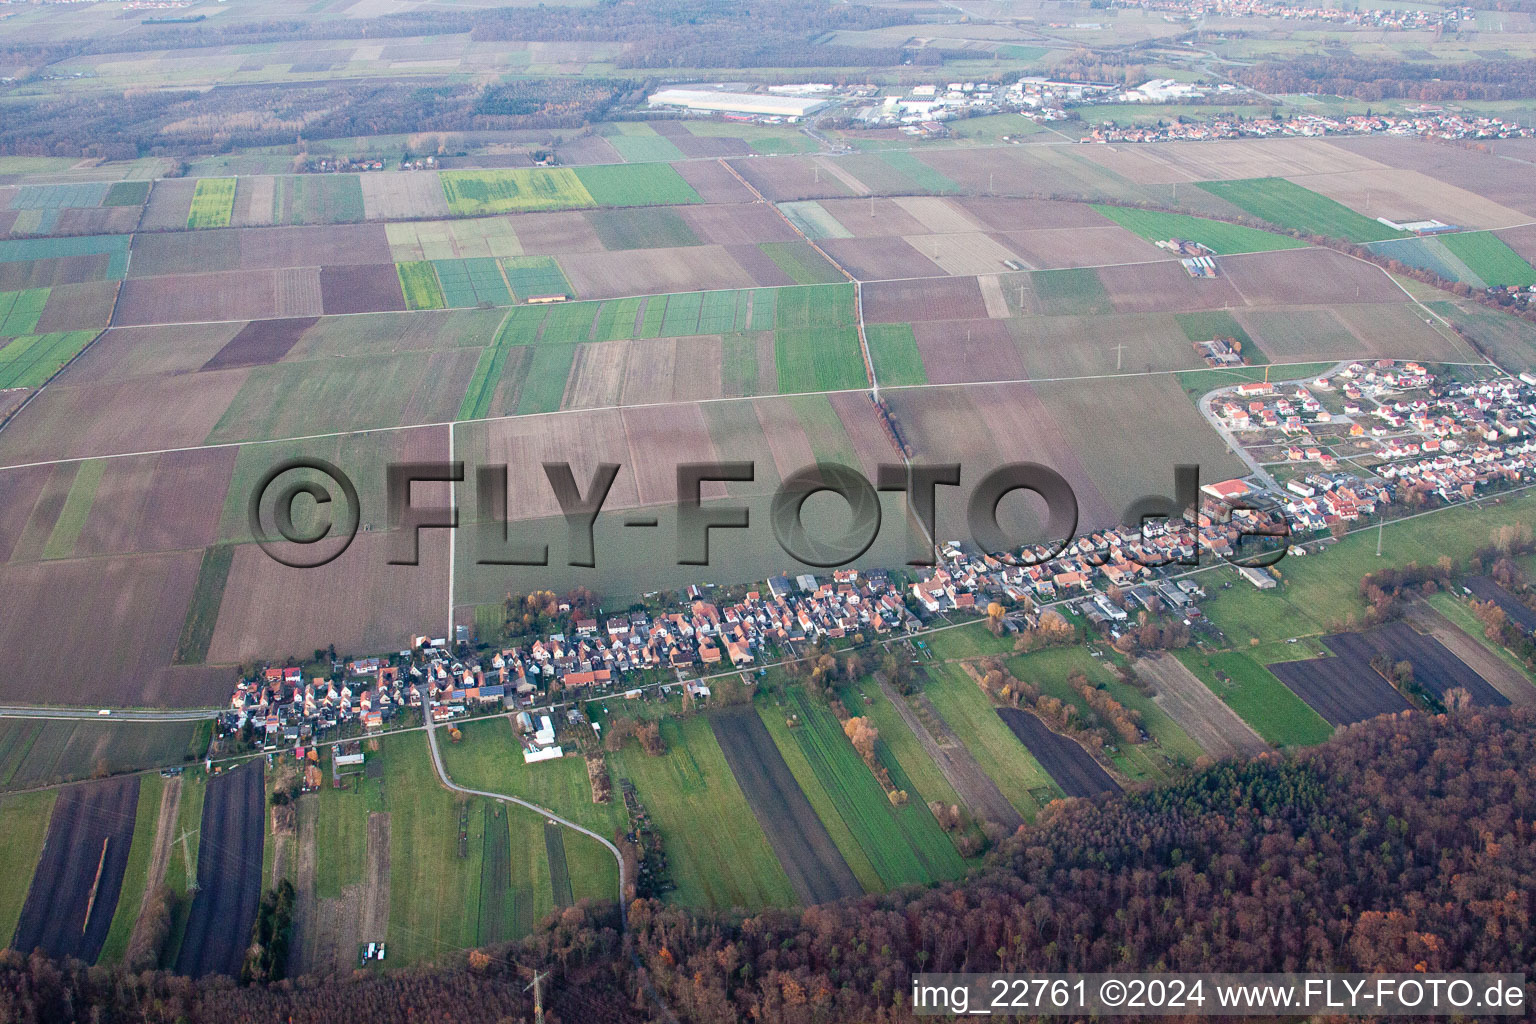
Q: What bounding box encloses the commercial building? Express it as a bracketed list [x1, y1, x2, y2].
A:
[647, 88, 830, 118]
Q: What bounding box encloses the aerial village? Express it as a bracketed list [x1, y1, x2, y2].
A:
[221, 364, 1536, 763]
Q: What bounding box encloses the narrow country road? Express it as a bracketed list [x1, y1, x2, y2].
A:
[417, 685, 630, 928]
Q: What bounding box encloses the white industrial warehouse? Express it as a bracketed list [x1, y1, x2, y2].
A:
[647, 88, 831, 118]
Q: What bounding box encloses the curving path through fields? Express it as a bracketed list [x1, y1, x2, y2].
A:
[417, 685, 629, 928]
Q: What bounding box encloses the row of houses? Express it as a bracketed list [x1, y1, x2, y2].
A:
[1086, 110, 1534, 145]
[1114, 0, 1473, 29]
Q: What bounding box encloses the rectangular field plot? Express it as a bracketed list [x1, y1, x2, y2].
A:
[0, 718, 208, 792]
[995, 708, 1120, 798]
[1324, 621, 1510, 708]
[10, 182, 109, 210]
[1091, 204, 1306, 255]
[1437, 230, 1536, 287]
[586, 207, 700, 250]
[432, 258, 513, 308]
[1173, 650, 1334, 747]
[501, 256, 572, 300]
[0, 331, 98, 389]
[174, 763, 263, 977]
[12, 776, 139, 963]
[385, 218, 522, 262]
[0, 234, 131, 282]
[1268, 647, 1413, 726]
[1196, 178, 1409, 243]
[102, 180, 151, 207]
[777, 688, 966, 889]
[0, 287, 48, 336]
[775, 325, 866, 392]
[571, 163, 702, 207]
[187, 178, 236, 229]
[0, 790, 54, 948]
[758, 241, 845, 285]
[441, 168, 595, 216]
[865, 323, 927, 386]
[610, 714, 797, 911]
[709, 706, 864, 905]
[397, 261, 446, 310]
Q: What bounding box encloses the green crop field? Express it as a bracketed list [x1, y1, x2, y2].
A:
[835, 680, 967, 815]
[1196, 178, 1408, 243]
[1175, 310, 1255, 351]
[42, 457, 104, 559]
[775, 325, 866, 392]
[515, 344, 575, 414]
[865, 323, 927, 386]
[440, 718, 625, 837]
[186, 177, 236, 229]
[877, 151, 961, 194]
[397, 261, 446, 310]
[572, 163, 701, 207]
[1029, 267, 1114, 316]
[1092, 205, 1308, 255]
[502, 256, 573, 301]
[1174, 649, 1334, 746]
[441, 168, 595, 216]
[0, 718, 208, 792]
[606, 131, 687, 164]
[587, 207, 700, 250]
[610, 713, 797, 910]
[1438, 231, 1536, 287]
[0, 790, 55, 947]
[102, 180, 152, 207]
[760, 241, 845, 284]
[0, 331, 98, 389]
[0, 288, 49, 338]
[780, 688, 965, 888]
[174, 544, 235, 665]
[921, 662, 1061, 819]
[0, 234, 131, 279]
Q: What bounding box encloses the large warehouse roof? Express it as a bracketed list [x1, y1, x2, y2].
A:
[647, 89, 830, 117]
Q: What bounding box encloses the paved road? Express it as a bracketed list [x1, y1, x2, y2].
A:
[0, 705, 217, 721]
[416, 685, 630, 928]
[1195, 359, 1353, 490]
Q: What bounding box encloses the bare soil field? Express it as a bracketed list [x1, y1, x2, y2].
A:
[819, 236, 941, 280]
[201, 317, 318, 371]
[911, 318, 1024, 384]
[668, 134, 752, 159]
[711, 706, 863, 905]
[1219, 248, 1403, 306]
[1008, 312, 1204, 378]
[12, 776, 139, 962]
[565, 338, 629, 408]
[129, 225, 392, 278]
[52, 322, 245, 383]
[1098, 259, 1247, 313]
[906, 232, 1022, 276]
[863, 275, 987, 322]
[503, 210, 604, 254]
[727, 157, 853, 202]
[552, 134, 622, 166]
[956, 197, 1111, 231]
[319, 264, 407, 315]
[881, 679, 1024, 831]
[1405, 601, 1536, 707]
[1136, 652, 1268, 759]
[0, 253, 115, 290]
[1327, 621, 1510, 708]
[32, 280, 118, 333]
[53, 206, 140, 237]
[113, 268, 323, 326]
[176, 761, 264, 978]
[1329, 136, 1536, 217]
[0, 463, 54, 562]
[995, 707, 1119, 798]
[818, 197, 932, 237]
[0, 369, 249, 464]
[1500, 223, 1536, 265]
[207, 528, 449, 666]
[623, 403, 723, 506]
[139, 178, 196, 231]
[560, 245, 755, 298]
[723, 244, 798, 287]
[1289, 168, 1528, 231]
[1001, 226, 1163, 270]
[1331, 302, 1479, 362]
[0, 550, 210, 705]
[752, 397, 820, 482]
[1105, 139, 1385, 182]
[889, 197, 985, 235]
[679, 204, 797, 245]
[457, 410, 642, 522]
[1268, 651, 1413, 726]
[106, 447, 235, 555]
[671, 161, 756, 205]
[231, 175, 277, 227]
[358, 172, 450, 220]
[977, 274, 1010, 319]
[1464, 575, 1536, 633]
